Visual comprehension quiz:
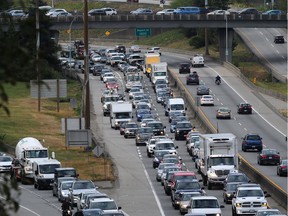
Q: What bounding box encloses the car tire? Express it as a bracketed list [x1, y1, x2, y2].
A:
[259, 159, 262, 165]
[242, 146, 246, 152]
[207, 181, 212, 190]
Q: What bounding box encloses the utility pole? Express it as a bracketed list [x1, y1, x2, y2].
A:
[35, 0, 41, 112]
[83, 0, 90, 129]
[204, 0, 209, 55]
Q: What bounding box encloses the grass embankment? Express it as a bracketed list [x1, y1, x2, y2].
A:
[0, 81, 115, 181]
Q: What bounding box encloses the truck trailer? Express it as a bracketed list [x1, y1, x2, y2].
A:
[198, 133, 238, 189]
[110, 102, 133, 129]
[143, 53, 160, 76]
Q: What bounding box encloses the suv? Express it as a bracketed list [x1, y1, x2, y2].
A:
[232, 184, 270, 216]
[123, 122, 138, 138]
[179, 63, 191, 74]
[241, 133, 263, 152]
[187, 196, 224, 215]
[274, 35, 284, 44]
[186, 71, 200, 85]
[191, 54, 204, 67]
[174, 121, 193, 140]
[135, 127, 153, 146]
[147, 121, 166, 136]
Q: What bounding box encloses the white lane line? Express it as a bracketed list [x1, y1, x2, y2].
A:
[141, 161, 166, 216]
[259, 31, 264, 35]
[207, 65, 286, 137]
[265, 37, 269, 41]
[238, 122, 242, 126]
[276, 50, 279, 54]
[244, 128, 247, 131]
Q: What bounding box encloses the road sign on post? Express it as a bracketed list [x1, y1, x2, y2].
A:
[135, 28, 151, 37]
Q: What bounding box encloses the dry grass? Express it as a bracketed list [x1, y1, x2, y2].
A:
[1, 82, 116, 181]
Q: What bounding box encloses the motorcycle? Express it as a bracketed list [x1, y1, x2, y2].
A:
[62, 209, 72, 216]
[215, 79, 221, 85]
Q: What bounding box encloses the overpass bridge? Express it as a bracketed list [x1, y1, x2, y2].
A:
[1, 14, 287, 62]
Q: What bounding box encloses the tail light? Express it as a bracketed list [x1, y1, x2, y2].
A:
[281, 166, 287, 169]
[274, 155, 280, 158]
[261, 155, 267, 158]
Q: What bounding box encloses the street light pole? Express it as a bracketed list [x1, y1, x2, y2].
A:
[35, 0, 41, 112]
[83, 0, 90, 129]
[204, 0, 209, 55]
[225, 14, 228, 62]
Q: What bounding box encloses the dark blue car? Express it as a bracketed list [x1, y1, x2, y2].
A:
[136, 109, 151, 122]
[241, 133, 263, 152]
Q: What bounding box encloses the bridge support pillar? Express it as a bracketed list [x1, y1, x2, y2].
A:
[218, 28, 234, 62]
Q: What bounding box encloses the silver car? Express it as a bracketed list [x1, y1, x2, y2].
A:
[58, 180, 74, 202]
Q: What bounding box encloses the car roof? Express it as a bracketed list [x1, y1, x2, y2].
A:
[190, 196, 218, 200]
[173, 171, 196, 176]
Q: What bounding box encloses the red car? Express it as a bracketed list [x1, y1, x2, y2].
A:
[106, 80, 119, 90]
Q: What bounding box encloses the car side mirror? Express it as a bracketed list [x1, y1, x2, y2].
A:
[220, 205, 225, 208]
[265, 193, 271, 197]
[175, 146, 178, 149]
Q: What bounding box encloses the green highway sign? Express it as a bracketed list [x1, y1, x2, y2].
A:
[135, 28, 151, 37]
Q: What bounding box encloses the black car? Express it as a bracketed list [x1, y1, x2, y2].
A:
[135, 127, 153, 146]
[92, 64, 106, 76]
[115, 45, 126, 54]
[238, 8, 259, 15]
[223, 182, 239, 204]
[277, 159, 288, 176]
[196, 85, 209, 95]
[174, 121, 193, 140]
[123, 122, 139, 138]
[186, 71, 199, 85]
[237, 102, 252, 114]
[179, 63, 191, 74]
[274, 35, 284, 44]
[152, 150, 171, 168]
[257, 149, 280, 165]
[171, 179, 204, 209]
[224, 172, 249, 186]
[147, 121, 166, 136]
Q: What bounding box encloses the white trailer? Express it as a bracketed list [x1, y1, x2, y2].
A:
[33, 159, 61, 190]
[198, 133, 238, 189]
[110, 102, 133, 129]
[150, 62, 168, 84]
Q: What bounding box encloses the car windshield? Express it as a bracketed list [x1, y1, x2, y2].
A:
[0, 156, 12, 162]
[176, 175, 196, 182]
[226, 183, 239, 191]
[262, 149, 278, 154]
[149, 123, 164, 129]
[177, 122, 192, 128]
[192, 199, 219, 208]
[177, 182, 200, 190]
[154, 151, 170, 157]
[61, 182, 73, 190]
[209, 157, 234, 166]
[139, 128, 153, 133]
[90, 201, 117, 210]
[171, 104, 184, 110]
[182, 192, 201, 201]
[126, 124, 138, 128]
[73, 181, 95, 189]
[256, 210, 281, 216]
[247, 135, 260, 140]
[163, 158, 178, 164]
[157, 143, 174, 150]
[237, 189, 264, 197]
[227, 174, 248, 182]
[39, 164, 60, 174]
[115, 113, 131, 119]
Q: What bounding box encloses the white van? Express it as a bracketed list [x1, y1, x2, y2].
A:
[165, 98, 186, 116]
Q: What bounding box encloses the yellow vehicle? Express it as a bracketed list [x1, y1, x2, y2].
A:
[144, 53, 160, 76]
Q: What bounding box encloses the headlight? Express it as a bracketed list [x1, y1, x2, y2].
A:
[115, 122, 119, 125]
[236, 203, 241, 207]
[154, 157, 159, 162]
[216, 214, 221, 216]
[176, 130, 180, 133]
[262, 202, 267, 207]
[226, 193, 231, 197]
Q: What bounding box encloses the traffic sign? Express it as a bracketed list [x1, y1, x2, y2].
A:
[93, 146, 104, 157]
[135, 28, 151, 37]
[105, 31, 110, 37]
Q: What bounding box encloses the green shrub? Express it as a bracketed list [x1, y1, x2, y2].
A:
[189, 36, 205, 48]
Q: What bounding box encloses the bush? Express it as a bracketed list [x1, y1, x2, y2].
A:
[189, 36, 205, 48]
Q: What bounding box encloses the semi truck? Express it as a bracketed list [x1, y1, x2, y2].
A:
[143, 53, 160, 76]
[33, 159, 61, 190]
[110, 102, 133, 129]
[11, 137, 52, 184]
[198, 133, 238, 189]
[150, 62, 168, 84]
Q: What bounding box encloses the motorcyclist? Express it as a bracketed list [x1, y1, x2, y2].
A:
[61, 198, 71, 216]
[215, 75, 221, 84]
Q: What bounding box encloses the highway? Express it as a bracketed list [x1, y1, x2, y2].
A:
[235, 27, 287, 81]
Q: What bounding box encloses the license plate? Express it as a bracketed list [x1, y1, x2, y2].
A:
[252, 146, 255, 148]
[269, 157, 272, 159]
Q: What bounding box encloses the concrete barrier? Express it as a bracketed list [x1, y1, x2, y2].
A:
[167, 67, 287, 210]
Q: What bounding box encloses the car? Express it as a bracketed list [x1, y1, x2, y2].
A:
[46, 8, 68, 16]
[106, 79, 119, 90]
[200, 95, 214, 106]
[152, 150, 172, 168]
[160, 166, 182, 185]
[69, 180, 98, 206]
[146, 121, 166, 136]
[147, 47, 161, 55]
[58, 180, 75, 202]
[8, 9, 26, 17]
[130, 8, 153, 15]
[88, 197, 121, 213]
[53, 176, 76, 198]
[277, 159, 288, 176]
[187, 196, 224, 215]
[136, 109, 151, 122]
[129, 45, 141, 53]
[179, 63, 191, 74]
[171, 179, 204, 209]
[0, 155, 12, 173]
[257, 149, 281, 165]
[196, 85, 209, 95]
[88, 9, 106, 16]
[242, 133, 263, 152]
[237, 102, 252, 114]
[263, 10, 285, 15]
[156, 9, 176, 15]
[238, 8, 260, 15]
[186, 71, 199, 85]
[101, 8, 117, 15]
[191, 54, 204, 67]
[135, 127, 153, 146]
[223, 182, 239, 204]
[123, 122, 138, 138]
[207, 10, 230, 15]
[101, 212, 125, 216]
[224, 172, 249, 186]
[170, 171, 198, 191]
[216, 107, 231, 119]
[179, 191, 203, 215]
[156, 163, 175, 181]
[255, 209, 283, 216]
[50, 11, 72, 18]
[274, 35, 285, 44]
[83, 193, 109, 209]
[174, 121, 193, 141]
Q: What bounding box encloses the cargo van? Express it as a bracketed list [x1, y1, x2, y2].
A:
[165, 98, 186, 116]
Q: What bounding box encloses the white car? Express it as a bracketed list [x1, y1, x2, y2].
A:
[101, 8, 117, 15]
[148, 47, 161, 55]
[156, 9, 176, 15]
[207, 10, 230, 15]
[88, 197, 121, 213]
[187, 196, 223, 215]
[191, 54, 204, 67]
[91, 54, 101, 62]
[9, 10, 26, 17]
[102, 72, 115, 83]
[46, 8, 67, 16]
[50, 11, 72, 17]
[0, 156, 12, 173]
[129, 45, 141, 53]
[200, 95, 214, 106]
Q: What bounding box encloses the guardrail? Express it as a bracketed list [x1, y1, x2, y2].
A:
[167, 67, 288, 210]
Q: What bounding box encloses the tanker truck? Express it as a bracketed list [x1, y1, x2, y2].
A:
[11, 137, 51, 184]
